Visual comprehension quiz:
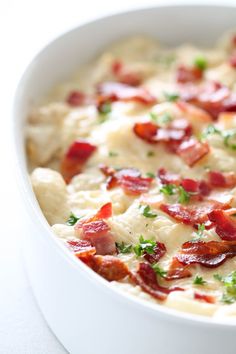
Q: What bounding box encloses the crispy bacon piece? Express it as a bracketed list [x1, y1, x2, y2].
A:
[144, 242, 167, 264]
[100, 166, 152, 195]
[181, 178, 199, 193]
[175, 240, 236, 268]
[199, 180, 212, 197]
[160, 201, 227, 227]
[208, 209, 236, 241]
[61, 140, 97, 183]
[66, 239, 96, 258]
[111, 60, 142, 86]
[66, 91, 87, 106]
[133, 120, 192, 146]
[208, 171, 236, 188]
[83, 255, 130, 281]
[166, 258, 192, 280]
[158, 168, 180, 186]
[177, 138, 209, 167]
[97, 82, 156, 105]
[131, 263, 184, 301]
[180, 81, 236, 120]
[194, 292, 215, 304]
[176, 65, 203, 83]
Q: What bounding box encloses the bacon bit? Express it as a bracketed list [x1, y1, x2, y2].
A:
[175, 101, 213, 124]
[194, 292, 215, 304]
[158, 168, 180, 186]
[133, 120, 191, 146]
[175, 240, 236, 268]
[66, 91, 87, 106]
[144, 242, 167, 264]
[131, 263, 184, 301]
[160, 201, 227, 227]
[199, 180, 212, 197]
[94, 202, 112, 220]
[181, 178, 199, 193]
[97, 82, 156, 105]
[177, 138, 209, 167]
[84, 255, 130, 281]
[229, 51, 236, 68]
[208, 209, 236, 241]
[176, 65, 203, 83]
[66, 239, 96, 258]
[61, 140, 97, 183]
[111, 60, 142, 86]
[179, 81, 236, 120]
[166, 258, 192, 280]
[100, 166, 152, 195]
[208, 171, 236, 188]
[79, 220, 116, 255]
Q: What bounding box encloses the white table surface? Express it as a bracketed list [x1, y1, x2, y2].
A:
[1, 0, 234, 352]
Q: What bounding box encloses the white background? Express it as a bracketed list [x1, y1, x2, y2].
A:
[1, 0, 235, 353]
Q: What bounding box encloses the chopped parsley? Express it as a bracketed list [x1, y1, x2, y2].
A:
[98, 101, 112, 115]
[139, 205, 157, 218]
[192, 223, 205, 241]
[214, 271, 236, 304]
[152, 263, 167, 278]
[116, 242, 133, 254]
[146, 172, 156, 178]
[178, 186, 190, 204]
[194, 55, 207, 71]
[66, 212, 81, 226]
[201, 124, 221, 140]
[150, 112, 173, 125]
[160, 184, 176, 196]
[108, 151, 118, 157]
[147, 151, 155, 157]
[133, 235, 156, 257]
[202, 125, 236, 151]
[160, 184, 190, 204]
[163, 92, 180, 102]
[193, 275, 206, 286]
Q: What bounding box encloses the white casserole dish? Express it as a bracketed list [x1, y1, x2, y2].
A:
[14, 5, 236, 354]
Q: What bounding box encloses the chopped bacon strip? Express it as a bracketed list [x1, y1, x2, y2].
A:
[208, 209, 236, 241]
[176, 65, 203, 83]
[131, 263, 184, 301]
[66, 239, 96, 258]
[66, 91, 87, 106]
[158, 168, 180, 186]
[111, 60, 142, 86]
[61, 140, 97, 183]
[175, 240, 236, 268]
[177, 138, 209, 167]
[83, 255, 130, 281]
[179, 81, 236, 120]
[199, 180, 212, 197]
[194, 292, 215, 304]
[144, 242, 167, 264]
[181, 178, 199, 193]
[94, 202, 112, 220]
[97, 82, 156, 105]
[208, 171, 236, 188]
[133, 120, 192, 146]
[100, 166, 152, 195]
[160, 201, 227, 227]
[166, 258, 192, 280]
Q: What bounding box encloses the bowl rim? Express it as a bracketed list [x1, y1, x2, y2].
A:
[13, 3, 236, 329]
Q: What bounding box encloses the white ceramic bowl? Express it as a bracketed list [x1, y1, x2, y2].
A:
[14, 5, 236, 354]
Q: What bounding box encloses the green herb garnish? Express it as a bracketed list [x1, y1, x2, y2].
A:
[146, 172, 156, 178]
[99, 101, 112, 115]
[160, 184, 176, 196]
[164, 92, 180, 102]
[108, 151, 118, 157]
[152, 263, 167, 278]
[214, 271, 236, 304]
[178, 186, 190, 204]
[116, 242, 133, 254]
[192, 223, 205, 241]
[139, 205, 157, 218]
[147, 151, 155, 157]
[193, 275, 207, 285]
[66, 212, 81, 226]
[194, 55, 207, 71]
[150, 112, 173, 125]
[133, 235, 156, 257]
[223, 130, 236, 150]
